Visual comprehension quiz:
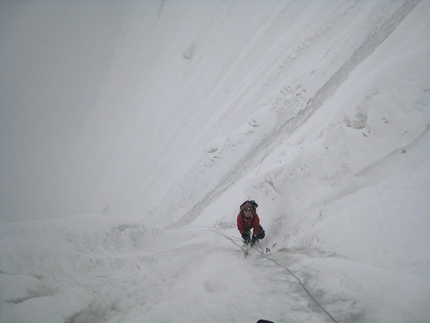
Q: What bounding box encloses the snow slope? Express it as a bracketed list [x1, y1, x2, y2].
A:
[1, 1, 429, 322]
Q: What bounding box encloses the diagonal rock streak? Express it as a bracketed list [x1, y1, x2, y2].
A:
[168, 0, 421, 229]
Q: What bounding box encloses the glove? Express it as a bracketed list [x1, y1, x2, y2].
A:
[242, 233, 250, 244]
[251, 234, 258, 245]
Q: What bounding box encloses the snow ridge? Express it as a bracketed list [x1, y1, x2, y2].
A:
[1, 1, 430, 322]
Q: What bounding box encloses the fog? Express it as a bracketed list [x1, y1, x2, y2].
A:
[1, 1, 429, 321]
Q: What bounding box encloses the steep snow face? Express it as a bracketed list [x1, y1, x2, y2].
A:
[1, 0, 430, 323]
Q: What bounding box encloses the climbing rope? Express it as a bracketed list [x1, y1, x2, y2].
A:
[207, 224, 339, 323]
[251, 244, 339, 323]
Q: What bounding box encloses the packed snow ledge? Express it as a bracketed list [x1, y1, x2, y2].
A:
[1, 1, 429, 322]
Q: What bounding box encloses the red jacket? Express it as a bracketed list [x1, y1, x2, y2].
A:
[237, 210, 260, 236]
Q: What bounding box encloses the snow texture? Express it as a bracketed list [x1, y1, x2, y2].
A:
[1, 1, 429, 322]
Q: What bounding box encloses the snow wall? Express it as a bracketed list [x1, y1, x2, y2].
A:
[1, 1, 429, 322]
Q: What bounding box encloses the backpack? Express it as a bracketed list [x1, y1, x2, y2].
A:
[240, 200, 258, 211]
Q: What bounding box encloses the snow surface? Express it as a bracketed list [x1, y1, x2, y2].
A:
[1, 1, 430, 322]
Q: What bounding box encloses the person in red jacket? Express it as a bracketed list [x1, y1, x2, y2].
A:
[237, 200, 265, 244]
